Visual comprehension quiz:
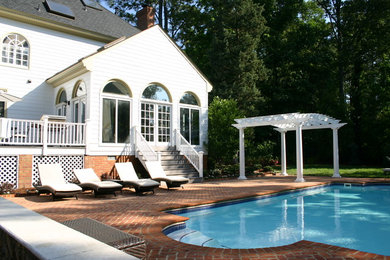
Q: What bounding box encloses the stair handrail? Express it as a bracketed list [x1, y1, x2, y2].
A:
[134, 126, 159, 161]
[175, 129, 203, 177]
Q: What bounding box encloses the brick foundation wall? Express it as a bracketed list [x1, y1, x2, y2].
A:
[18, 155, 32, 188]
[84, 155, 146, 179]
[13, 153, 207, 188]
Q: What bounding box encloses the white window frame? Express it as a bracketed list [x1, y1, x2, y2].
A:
[140, 99, 172, 146]
[1, 33, 30, 69]
[179, 103, 201, 146]
[101, 92, 132, 145]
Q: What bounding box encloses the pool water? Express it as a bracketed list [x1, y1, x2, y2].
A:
[165, 185, 390, 255]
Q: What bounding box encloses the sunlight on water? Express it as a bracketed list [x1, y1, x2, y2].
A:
[166, 185, 390, 255]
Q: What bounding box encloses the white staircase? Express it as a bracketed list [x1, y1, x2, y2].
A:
[134, 127, 203, 182]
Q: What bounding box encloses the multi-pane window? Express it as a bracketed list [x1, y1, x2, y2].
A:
[180, 93, 200, 145]
[72, 81, 86, 123]
[141, 84, 172, 144]
[101, 81, 131, 143]
[141, 103, 155, 142]
[56, 90, 67, 116]
[2, 34, 29, 67]
[158, 105, 171, 142]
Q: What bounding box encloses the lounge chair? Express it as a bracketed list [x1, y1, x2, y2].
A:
[35, 163, 82, 200]
[144, 161, 189, 189]
[115, 162, 160, 194]
[73, 168, 122, 197]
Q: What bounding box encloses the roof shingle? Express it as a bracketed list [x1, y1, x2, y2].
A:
[0, 0, 140, 40]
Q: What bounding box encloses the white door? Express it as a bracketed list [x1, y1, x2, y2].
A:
[141, 102, 171, 146]
[73, 98, 86, 123]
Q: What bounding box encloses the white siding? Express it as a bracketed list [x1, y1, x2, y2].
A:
[85, 26, 209, 155]
[0, 17, 104, 119]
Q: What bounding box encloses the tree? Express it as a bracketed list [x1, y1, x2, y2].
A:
[207, 97, 244, 168]
[103, 0, 199, 42]
[206, 0, 269, 115]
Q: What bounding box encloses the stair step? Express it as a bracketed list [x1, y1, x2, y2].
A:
[160, 160, 187, 166]
[166, 172, 199, 179]
[138, 147, 202, 181]
[162, 164, 192, 170]
[160, 155, 182, 160]
[159, 151, 180, 155]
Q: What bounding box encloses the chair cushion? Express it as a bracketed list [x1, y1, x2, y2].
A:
[87, 181, 122, 189]
[47, 183, 82, 192]
[38, 163, 67, 186]
[74, 169, 101, 183]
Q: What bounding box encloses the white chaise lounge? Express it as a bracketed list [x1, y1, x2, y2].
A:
[144, 161, 189, 189]
[73, 169, 122, 197]
[35, 163, 82, 200]
[115, 162, 160, 194]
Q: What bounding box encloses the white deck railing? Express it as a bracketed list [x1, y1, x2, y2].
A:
[134, 127, 159, 161]
[0, 118, 86, 147]
[175, 129, 203, 177]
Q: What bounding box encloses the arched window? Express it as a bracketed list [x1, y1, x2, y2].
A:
[56, 89, 67, 116]
[141, 84, 172, 144]
[101, 80, 131, 143]
[142, 84, 170, 102]
[179, 92, 200, 145]
[1, 33, 29, 67]
[72, 81, 86, 123]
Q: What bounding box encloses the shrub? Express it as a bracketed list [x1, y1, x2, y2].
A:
[0, 182, 15, 194]
[207, 97, 244, 168]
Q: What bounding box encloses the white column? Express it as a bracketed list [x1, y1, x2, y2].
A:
[198, 151, 204, 178]
[42, 116, 48, 155]
[332, 127, 341, 178]
[295, 124, 305, 182]
[238, 127, 247, 180]
[280, 130, 288, 176]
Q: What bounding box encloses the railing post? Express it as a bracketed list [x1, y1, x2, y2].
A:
[84, 119, 90, 153]
[175, 129, 180, 151]
[42, 117, 48, 155]
[198, 151, 204, 178]
[133, 126, 138, 158]
[157, 151, 162, 162]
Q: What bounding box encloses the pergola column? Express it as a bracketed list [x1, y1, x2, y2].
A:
[295, 123, 305, 182]
[238, 127, 247, 180]
[332, 127, 341, 178]
[280, 130, 288, 176]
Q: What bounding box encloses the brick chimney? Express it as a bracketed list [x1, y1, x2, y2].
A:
[136, 5, 155, 31]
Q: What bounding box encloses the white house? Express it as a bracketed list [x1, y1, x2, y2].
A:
[0, 0, 211, 189]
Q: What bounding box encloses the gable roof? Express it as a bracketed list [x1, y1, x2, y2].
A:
[0, 0, 140, 42]
[47, 25, 213, 92]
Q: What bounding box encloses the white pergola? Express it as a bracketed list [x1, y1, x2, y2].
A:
[232, 113, 346, 182]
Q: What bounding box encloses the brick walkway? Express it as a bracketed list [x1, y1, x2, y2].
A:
[5, 176, 390, 259]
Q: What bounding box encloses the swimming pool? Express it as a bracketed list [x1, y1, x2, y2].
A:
[165, 184, 390, 255]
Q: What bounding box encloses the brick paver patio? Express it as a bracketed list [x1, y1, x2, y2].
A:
[5, 176, 390, 259]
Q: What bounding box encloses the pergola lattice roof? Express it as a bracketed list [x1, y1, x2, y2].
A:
[233, 113, 346, 131]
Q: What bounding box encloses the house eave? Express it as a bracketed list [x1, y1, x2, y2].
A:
[0, 6, 116, 43]
[46, 61, 89, 87]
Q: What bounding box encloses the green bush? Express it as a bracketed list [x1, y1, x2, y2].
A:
[263, 165, 274, 172]
[207, 97, 244, 168]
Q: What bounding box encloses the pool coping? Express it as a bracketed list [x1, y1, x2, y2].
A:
[6, 176, 390, 259]
[160, 180, 390, 258]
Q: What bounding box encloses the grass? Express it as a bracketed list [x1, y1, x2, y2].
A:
[278, 164, 385, 178]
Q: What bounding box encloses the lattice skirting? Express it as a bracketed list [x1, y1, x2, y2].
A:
[32, 155, 84, 185]
[0, 156, 18, 188]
